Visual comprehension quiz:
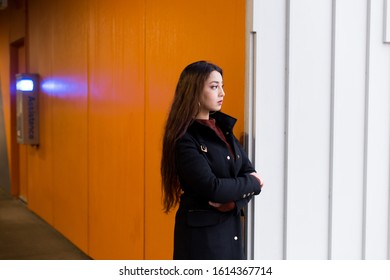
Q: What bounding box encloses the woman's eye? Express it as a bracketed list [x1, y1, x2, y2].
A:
[211, 85, 218, 90]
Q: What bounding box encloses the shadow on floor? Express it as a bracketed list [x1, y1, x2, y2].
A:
[0, 187, 91, 260]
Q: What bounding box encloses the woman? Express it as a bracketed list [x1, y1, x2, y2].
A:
[161, 61, 263, 260]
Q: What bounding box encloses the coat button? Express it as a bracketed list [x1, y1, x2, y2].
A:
[242, 194, 247, 198]
[234, 236, 238, 240]
[237, 154, 240, 159]
[227, 156, 230, 160]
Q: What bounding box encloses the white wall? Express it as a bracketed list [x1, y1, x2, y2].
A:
[248, 0, 390, 260]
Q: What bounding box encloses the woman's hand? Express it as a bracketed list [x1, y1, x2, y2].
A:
[209, 201, 236, 212]
[250, 172, 264, 188]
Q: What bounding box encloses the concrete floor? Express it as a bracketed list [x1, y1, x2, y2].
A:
[0, 187, 91, 260]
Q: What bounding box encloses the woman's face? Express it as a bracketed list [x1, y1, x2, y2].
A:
[197, 70, 225, 119]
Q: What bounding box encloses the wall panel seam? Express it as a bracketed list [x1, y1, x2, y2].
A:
[86, 0, 91, 255]
[362, 0, 372, 260]
[387, 0, 390, 258]
[246, 29, 257, 260]
[143, 0, 147, 260]
[328, 0, 337, 260]
[283, 0, 291, 260]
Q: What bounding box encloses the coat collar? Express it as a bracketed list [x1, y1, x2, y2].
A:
[211, 111, 237, 132]
[189, 111, 237, 133]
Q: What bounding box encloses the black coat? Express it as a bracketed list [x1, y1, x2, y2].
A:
[173, 111, 261, 260]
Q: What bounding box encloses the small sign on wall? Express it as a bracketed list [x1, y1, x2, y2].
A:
[385, 0, 390, 43]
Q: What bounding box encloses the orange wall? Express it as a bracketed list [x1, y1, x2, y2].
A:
[87, 0, 146, 259]
[0, 0, 246, 259]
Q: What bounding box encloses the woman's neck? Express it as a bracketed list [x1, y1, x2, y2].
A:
[195, 110, 209, 120]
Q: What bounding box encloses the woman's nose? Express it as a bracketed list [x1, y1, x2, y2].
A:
[219, 86, 225, 96]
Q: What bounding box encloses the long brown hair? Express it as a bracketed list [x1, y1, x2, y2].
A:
[161, 61, 223, 213]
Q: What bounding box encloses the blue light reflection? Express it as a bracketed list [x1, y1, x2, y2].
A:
[41, 78, 87, 98]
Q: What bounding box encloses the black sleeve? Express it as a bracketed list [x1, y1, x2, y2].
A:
[231, 136, 261, 214]
[233, 135, 257, 176]
[175, 135, 261, 204]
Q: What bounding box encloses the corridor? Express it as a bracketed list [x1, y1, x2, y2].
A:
[0, 188, 90, 260]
